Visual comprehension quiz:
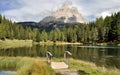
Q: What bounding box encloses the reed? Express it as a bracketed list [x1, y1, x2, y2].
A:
[69, 58, 120, 75]
[0, 57, 120, 75]
[0, 57, 55, 75]
[52, 58, 120, 75]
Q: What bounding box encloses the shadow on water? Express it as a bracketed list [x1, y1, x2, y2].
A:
[0, 45, 120, 69]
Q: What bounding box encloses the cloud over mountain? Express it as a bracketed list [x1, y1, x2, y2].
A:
[0, 0, 120, 22]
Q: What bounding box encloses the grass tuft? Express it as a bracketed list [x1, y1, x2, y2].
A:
[0, 57, 55, 75]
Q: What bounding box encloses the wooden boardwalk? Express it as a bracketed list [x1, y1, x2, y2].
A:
[51, 62, 68, 69]
[46, 51, 71, 70]
[46, 51, 89, 75]
[51, 62, 81, 75]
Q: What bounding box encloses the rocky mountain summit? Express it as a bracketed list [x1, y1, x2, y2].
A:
[40, 4, 86, 24]
[18, 4, 86, 31]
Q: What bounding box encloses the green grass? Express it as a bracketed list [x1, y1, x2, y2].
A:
[52, 58, 120, 75]
[0, 39, 33, 49]
[68, 58, 104, 75]
[34, 41, 82, 45]
[69, 58, 120, 75]
[0, 57, 120, 75]
[0, 57, 55, 75]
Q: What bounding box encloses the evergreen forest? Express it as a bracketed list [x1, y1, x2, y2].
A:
[0, 12, 120, 44]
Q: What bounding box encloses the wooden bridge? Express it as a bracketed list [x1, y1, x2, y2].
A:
[46, 51, 72, 70]
[46, 51, 88, 75]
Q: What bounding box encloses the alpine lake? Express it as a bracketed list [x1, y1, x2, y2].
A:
[0, 44, 120, 75]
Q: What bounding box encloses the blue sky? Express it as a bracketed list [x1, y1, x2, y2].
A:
[0, 0, 120, 22]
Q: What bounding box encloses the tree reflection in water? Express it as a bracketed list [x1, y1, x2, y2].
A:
[0, 45, 120, 69]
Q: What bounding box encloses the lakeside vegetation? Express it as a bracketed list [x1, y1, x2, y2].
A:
[53, 58, 120, 75]
[34, 41, 82, 45]
[0, 57, 55, 75]
[35, 41, 120, 46]
[0, 57, 120, 75]
[69, 59, 120, 75]
[0, 39, 32, 49]
[0, 39, 119, 50]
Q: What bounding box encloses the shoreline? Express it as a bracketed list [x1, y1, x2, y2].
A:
[35, 41, 120, 46]
[0, 40, 120, 49]
[0, 57, 120, 75]
[0, 39, 33, 49]
[51, 58, 120, 75]
[34, 41, 83, 45]
[0, 57, 55, 75]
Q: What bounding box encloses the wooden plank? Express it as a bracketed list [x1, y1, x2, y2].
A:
[51, 62, 68, 69]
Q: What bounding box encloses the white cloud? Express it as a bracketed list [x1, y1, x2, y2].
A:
[2, 0, 66, 22]
[1, 0, 120, 22]
[96, 8, 120, 19]
[99, 11, 111, 19]
[72, 0, 120, 20]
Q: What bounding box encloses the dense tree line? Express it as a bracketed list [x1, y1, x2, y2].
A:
[0, 15, 39, 41]
[0, 12, 120, 44]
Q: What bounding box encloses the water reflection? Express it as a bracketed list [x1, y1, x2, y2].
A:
[0, 45, 120, 69]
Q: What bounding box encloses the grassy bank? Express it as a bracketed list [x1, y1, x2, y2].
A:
[0, 57, 120, 75]
[0, 39, 33, 49]
[69, 59, 120, 75]
[0, 39, 119, 47]
[34, 41, 83, 45]
[0, 57, 55, 75]
[35, 41, 120, 46]
[53, 58, 120, 75]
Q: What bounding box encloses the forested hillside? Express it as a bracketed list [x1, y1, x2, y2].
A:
[0, 12, 120, 44]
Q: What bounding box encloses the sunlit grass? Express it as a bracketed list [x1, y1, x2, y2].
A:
[52, 58, 120, 75]
[0, 57, 120, 75]
[35, 40, 82, 45]
[68, 58, 104, 75]
[0, 39, 32, 49]
[69, 58, 120, 75]
[0, 57, 55, 75]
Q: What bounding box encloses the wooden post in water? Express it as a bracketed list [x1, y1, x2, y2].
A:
[46, 51, 53, 64]
[64, 51, 72, 65]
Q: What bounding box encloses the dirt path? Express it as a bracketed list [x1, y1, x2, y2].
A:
[55, 69, 89, 75]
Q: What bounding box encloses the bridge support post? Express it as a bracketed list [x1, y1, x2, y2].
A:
[46, 51, 53, 64]
[64, 51, 72, 65]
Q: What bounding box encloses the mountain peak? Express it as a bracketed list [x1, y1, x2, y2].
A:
[40, 4, 86, 24]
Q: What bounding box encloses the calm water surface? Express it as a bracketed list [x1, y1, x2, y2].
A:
[0, 45, 120, 69]
[0, 71, 16, 75]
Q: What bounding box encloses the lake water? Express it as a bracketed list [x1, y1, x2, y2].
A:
[0, 71, 16, 75]
[0, 45, 120, 69]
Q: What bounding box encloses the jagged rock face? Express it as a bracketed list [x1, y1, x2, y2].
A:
[40, 4, 86, 24]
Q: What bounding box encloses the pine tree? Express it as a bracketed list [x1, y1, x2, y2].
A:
[40, 30, 48, 42]
[32, 28, 39, 41]
[104, 16, 112, 41]
[36, 32, 41, 42]
[96, 17, 104, 42]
